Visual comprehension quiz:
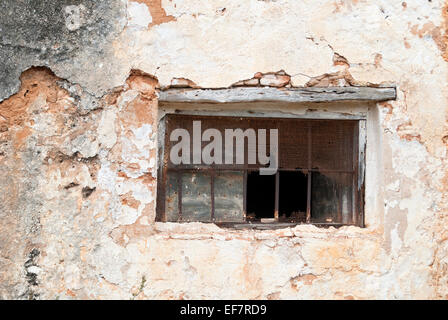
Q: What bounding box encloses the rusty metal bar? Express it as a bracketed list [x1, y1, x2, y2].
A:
[274, 168, 355, 173]
[306, 125, 312, 223]
[306, 174, 311, 223]
[177, 171, 182, 221]
[166, 167, 355, 174]
[156, 163, 168, 222]
[211, 171, 215, 222]
[337, 181, 342, 223]
[243, 170, 247, 221]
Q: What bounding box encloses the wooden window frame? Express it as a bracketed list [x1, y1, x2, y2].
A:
[155, 87, 395, 229]
[156, 115, 367, 229]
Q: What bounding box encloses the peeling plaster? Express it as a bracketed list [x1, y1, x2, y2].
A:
[1, 1, 448, 300]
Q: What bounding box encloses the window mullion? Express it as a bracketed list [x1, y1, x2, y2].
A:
[243, 170, 247, 221]
[211, 171, 215, 222]
[306, 125, 312, 223]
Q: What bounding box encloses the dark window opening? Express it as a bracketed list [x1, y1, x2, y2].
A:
[246, 171, 276, 221]
[279, 171, 308, 223]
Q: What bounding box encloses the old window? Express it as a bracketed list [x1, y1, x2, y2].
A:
[156, 114, 366, 228]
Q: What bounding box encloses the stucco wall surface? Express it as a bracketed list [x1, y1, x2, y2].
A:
[0, 0, 448, 299]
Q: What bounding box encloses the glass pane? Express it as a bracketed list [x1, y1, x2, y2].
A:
[214, 171, 244, 222]
[311, 172, 353, 224]
[165, 172, 179, 221]
[181, 172, 212, 222]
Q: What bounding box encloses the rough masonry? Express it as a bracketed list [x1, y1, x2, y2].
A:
[0, 0, 448, 299]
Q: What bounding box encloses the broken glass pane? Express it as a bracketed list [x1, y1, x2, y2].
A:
[181, 172, 212, 222]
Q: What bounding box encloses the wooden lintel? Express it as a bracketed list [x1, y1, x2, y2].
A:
[158, 87, 396, 104]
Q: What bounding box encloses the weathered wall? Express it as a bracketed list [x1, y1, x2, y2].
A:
[0, 0, 448, 299]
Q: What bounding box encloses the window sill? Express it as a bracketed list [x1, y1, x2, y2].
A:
[153, 221, 375, 242]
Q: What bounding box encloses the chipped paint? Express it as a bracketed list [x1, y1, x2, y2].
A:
[1, 1, 448, 300]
